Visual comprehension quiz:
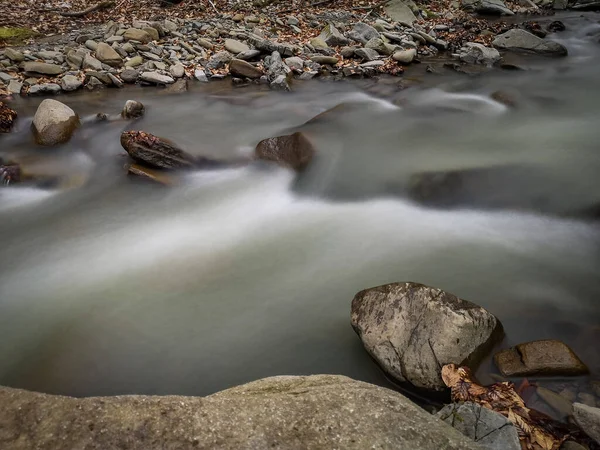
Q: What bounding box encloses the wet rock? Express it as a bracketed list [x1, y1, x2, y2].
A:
[140, 71, 174, 84]
[121, 131, 196, 169]
[28, 83, 62, 95]
[95, 43, 123, 67]
[0, 375, 480, 450]
[7, 80, 23, 95]
[122, 100, 145, 119]
[266, 51, 290, 81]
[163, 79, 188, 94]
[123, 28, 153, 43]
[573, 403, 600, 444]
[237, 49, 261, 61]
[285, 56, 304, 71]
[60, 75, 82, 92]
[536, 386, 573, 418]
[0, 163, 20, 185]
[458, 43, 501, 66]
[32, 99, 79, 146]
[351, 282, 503, 391]
[392, 48, 417, 64]
[384, 0, 418, 24]
[548, 21, 566, 32]
[83, 54, 103, 71]
[127, 163, 174, 185]
[120, 69, 139, 83]
[355, 47, 379, 61]
[0, 102, 18, 133]
[436, 402, 521, 450]
[22, 62, 65, 76]
[319, 23, 350, 47]
[462, 0, 514, 15]
[255, 132, 315, 171]
[207, 51, 232, 70]
[4, 48, 25, 63]
[225, 39, 250, 54]
[493, 29, 567, 56]
[494, 340, 588, 377]
[229, 59, 263, 79]
[310, 55, 339, 65]
[194, 68, 208, 82]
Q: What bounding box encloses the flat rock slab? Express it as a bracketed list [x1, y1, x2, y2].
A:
[436, 402, 521, 450]
[22, 62, 65, 76]
[0, 375, 482, 450]
[494, 339, 588, 377]
[493, 29, 568, 56]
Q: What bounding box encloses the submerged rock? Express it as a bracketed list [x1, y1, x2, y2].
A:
[255, 132, 315, 171]
[121, 100, 145, 119]
[494, 340, 588, 377]
[493, 29, 568, 56]
[351, 282, 503, 391]
[120, 130, 196, 169]
[436, 402, 521, 450]
[32, 99, 79, 146]
[0, 102, 18, 133]
[0, 375, 480, 450]
[0, 162, 20, 185]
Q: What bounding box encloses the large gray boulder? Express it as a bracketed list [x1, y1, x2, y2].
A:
[384, 0, 418, 24]
[32, 99, 80, 146]
[493, 29, 568, 56]
[351, 282, 503, 391]
[0, 375, 481, 450]
[462, 0, 514, 15]
[436, 402, 521, 450]
[318, 23, 350, 47]
[573, 403, 600, 444]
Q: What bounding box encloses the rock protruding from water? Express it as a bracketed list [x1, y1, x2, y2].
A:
[121, 100, 145, 119]
[0, 102, 18, 133]
[32, 99, 79, 146]
[457, 43, 501, 66]
[493, 29, 568, 56]
[351, 282, 503, 391]
[573, 403, 600, 445]
[255, 132, 315, 171]
[436, 402, 521, 450]
[121, 131, 196, 169]
[494, 340, 588, 377]
[384, 0, 418, 24]
[0, 375, 482, 450]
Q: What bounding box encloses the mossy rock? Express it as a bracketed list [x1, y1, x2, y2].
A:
[0, 27, 38, 45]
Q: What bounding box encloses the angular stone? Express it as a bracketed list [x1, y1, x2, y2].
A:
[0, 72, 14, 83]
[365, 37, 396, 55]
[462, 0, 514, 15]
[83, 54, 102, 71]
[255, 132, 315, 171]
[197, 38, 215, 50]
[85, 76, 105, 90]
[4, 48, 25, 62]
[229, 59, 262, 79]
[536, 386, 573, 418]
[310, 55, 339, 65]
[32, 99, 79, 145]
[436, 402, 521, 450]
[123, 28, 153, 44]
[493, 29, 568, 56]
[0, 376, 480, 450]
[121, 130, 196, 169]
[318, 23, 350, 47]
[392, 48, 417, 63]
[310, 37, 328, 49]
[355, 47, 379, 61]
[23, 62, 65, 76]
[140, 71, 174, 84]
[143, 27, 159, 41]
[351, 282, 503, 391]
[225, 39, 250, 54]
[285, 56, 304, 71]
[494, 340, 588, 377]
[573, 403, 600, 444]
[351, 22, 380, 44]
[384, 0, 418, 24]
[207, 51, 232, 70]
[120, 69, 139, 83]
[66, 49, 86, 69]
[85, 40, 98, 51]
[194, 68, 208, 82]
[270, 74, 290, 91]
[7, 80, 23, 95]
[95, 42, 123, 67]
[458, 42, 501, 65]
[60, 75, 82, 92]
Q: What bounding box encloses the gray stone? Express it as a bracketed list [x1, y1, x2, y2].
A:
[225, 39, 250, 54]
[571, 0, 600, 9]
[85, 76, 105, 90]
[197, 38, 215, 50]
[365, 37, 396, 55]
[392, 48, 417, 63]
[4, 48, 25, 62]
[106, 35, 124, 43]
[142, 27, 159, 41]
[384, 0, 418, 24]
[125, 55, 144, 68]
[0, 72, 14, 83]
[436, 402, 521, 450]
[28, 83, 62, 95]
[120, 69, 139, 83]
[237, 49, 261, 61]
[229, 59, 263, 79]
[573, 403, 600, 444]
[85, 40, 98, 51]
[60, 75, 82, 92]
[122, 100, 145, 119]
[32, 99, 79, 145]
[354, 47, 380, 61]
[194, 68, 209, 82]
[36, 50, 61, 61]
[23, 62, 65, 76]
[170, 63, 185, 78]
[360, 60, 385, 68]
[536, 387, 573, 418]
[270, 74, 290, 91]
[0, 376, 481, 450]
[319, 23, 350, 47]
[123, 28, 153, 44]
[164, 19, 178, 32]
[66, 49, 86, 69]
[7, 79, 23, 94]
[207, 51, 232, 70]
[83, 54, 103, 71]
[95, 43, 123, 67]
[108, 73, 123, 88]
[285, 56, 304, 71]
[122, 43, 135, 53]
[493, 29, 568, 55]
[458, 43, 501, 65]
[462, 0, 514, 14]
[266, 51, 290, 81]
[348, 22, 380, 44]
[310, 55, 339, 65]
[310, 37, 328, 49]
[140, 71, 174, 84]
[351, 282, 503, 391]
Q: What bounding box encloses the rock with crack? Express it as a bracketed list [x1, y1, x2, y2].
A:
[436, 402, 521, 450]
[351, 282, 503, 391]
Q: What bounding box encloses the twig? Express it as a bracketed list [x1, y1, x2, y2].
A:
[310, 0, 335, 6]
[208, 0, 219, 13]
[55, 1, 114, 17]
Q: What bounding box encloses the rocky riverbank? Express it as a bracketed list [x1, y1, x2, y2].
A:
[0, 0, 580, 97]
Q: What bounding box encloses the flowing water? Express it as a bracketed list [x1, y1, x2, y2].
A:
[1, 13, 599, 398]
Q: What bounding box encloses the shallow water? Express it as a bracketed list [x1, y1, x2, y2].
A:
[1, 13, 599, 397]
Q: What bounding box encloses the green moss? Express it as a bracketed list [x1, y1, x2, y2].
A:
[0, 27, 38, 44]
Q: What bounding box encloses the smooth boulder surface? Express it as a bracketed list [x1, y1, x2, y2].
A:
[0, 376, 481, 450]
[384, 0, 418, 24]
[229, 58, 263, 78]
[255, 132, 315, 171]
[493, 29, 568, 56]
[31, 99, 79, 146]
[351, 282, 503, 391]
[95, 42, 123, 67]
[436, 402, 521, 450]
[573, 403, 600, 444]
[462, 0, 514, 15]
[22, 62, 65, 76]
[224, 39, 250, 54]
[121, 100, 145, 119]
[494, 340, 588, 377]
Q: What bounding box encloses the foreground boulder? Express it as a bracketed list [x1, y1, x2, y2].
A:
[121, 131, 196, 169]
[436, 402, 521, 450]
[351, 282, 503, 391]
[255, 132, 315, 171]
[494, 339, 588, 377]
[573, 403, 600, 444]
[0, 102, 18, 133]
[493, 29, 568, 56]
[32, 99, 80, 146]
[0, 375, 481, 450]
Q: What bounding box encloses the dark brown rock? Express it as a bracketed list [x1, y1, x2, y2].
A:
[0, 102, 18, 133]
[255, 132, 315, 171]
[120, 131, 197, 169]
[494, 340, 589, 377]
[229, 58, 263, 79]
[121, 100, 145, 119]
